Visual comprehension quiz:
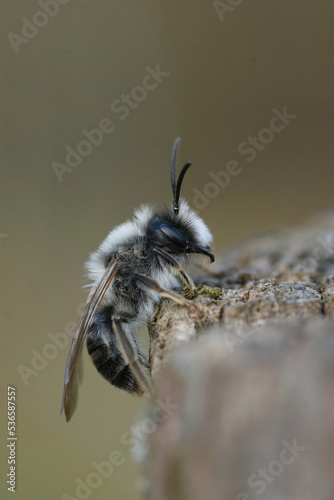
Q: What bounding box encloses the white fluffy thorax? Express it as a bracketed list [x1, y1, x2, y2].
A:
[85, 204, 154, 284]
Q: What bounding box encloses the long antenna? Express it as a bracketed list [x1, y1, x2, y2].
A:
[171, 137, 180, 206]
[170, 138, 192, 214]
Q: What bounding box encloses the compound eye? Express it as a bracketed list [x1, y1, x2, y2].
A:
[159, 224, 187, 249]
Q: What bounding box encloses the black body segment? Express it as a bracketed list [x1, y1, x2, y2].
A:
[87, 306, 147, 395]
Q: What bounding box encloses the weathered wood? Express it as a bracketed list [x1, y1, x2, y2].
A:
[139, 212, 334, 500]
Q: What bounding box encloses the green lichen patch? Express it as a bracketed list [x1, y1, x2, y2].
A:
[182, 283, 223, 300]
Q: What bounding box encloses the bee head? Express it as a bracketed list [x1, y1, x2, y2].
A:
[146, 138, 214, 263]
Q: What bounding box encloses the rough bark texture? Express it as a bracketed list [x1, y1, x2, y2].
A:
[139, 212, 334, 500]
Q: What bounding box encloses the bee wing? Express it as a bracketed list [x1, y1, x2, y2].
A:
[61, 258, 119, 421]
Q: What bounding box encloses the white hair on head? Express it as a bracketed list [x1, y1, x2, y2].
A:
[177, 199, 213, 247]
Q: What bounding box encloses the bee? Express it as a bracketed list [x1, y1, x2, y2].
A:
[61, 138, 214, 421]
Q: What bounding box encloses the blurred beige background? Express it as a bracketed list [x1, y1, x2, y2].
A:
[1, 1, 333, 499]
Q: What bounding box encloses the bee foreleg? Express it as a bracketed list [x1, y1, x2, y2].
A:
[112, 317, 154, 397]
[153, 247, 195, 296]
[133, 273, 193, 308]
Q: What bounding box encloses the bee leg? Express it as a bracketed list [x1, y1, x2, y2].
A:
[153, 247, 195, 296]
[112, 317, 154, 397]
[133, 273, 193, 308]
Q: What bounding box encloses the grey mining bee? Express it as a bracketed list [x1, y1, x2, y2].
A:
[61, 138, 214, 421]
